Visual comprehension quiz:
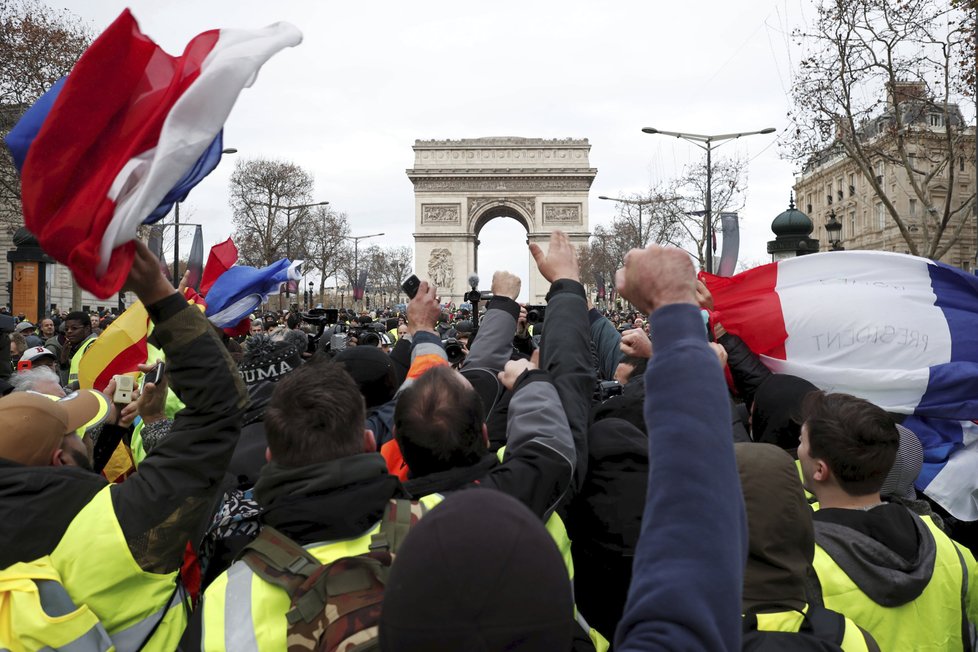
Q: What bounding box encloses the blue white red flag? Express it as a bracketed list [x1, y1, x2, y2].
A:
[205, 259, 303, 328]
[3, 10, 301, 298]
[702, 250, 978, 520]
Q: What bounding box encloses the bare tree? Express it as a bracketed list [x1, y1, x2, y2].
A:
[306, 205, 350, 302]
[379, 245, 413, 304]
[786, 0, 975, 259]
[665, 154, 748, 268]
[229, 157, 315, 267]
[579, 223, 640, 304]
[0, 0, 92, 229]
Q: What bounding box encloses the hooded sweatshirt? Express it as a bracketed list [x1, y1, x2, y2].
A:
[735, 442, 814, 613]
[813, 503, 976, 651]
[751, 374, 817, 454]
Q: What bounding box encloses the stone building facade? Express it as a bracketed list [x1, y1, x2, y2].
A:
[794, 83, 976, 270]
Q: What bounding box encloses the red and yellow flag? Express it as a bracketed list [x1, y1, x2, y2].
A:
[77, 301, 150, 392]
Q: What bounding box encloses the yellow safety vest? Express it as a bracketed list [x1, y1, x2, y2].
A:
[0, 557, 113, 652]
[750, 606, 874, 651]
[202, 493, 443, 652]
[68, 337, 96, 385]
[48, 486, 188, 652]
[814, 514, 978, 651]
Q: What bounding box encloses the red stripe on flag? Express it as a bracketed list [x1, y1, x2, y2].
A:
[201, 238, 238, 295]
[92, 340, 149, 393]
[21, 10, 219, 297]
[700, 262, 788, 360]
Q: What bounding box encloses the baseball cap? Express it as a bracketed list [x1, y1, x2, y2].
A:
[14, 321, 34, 333]
[0, 390, 104, 466]
[20, 346, 56, 365]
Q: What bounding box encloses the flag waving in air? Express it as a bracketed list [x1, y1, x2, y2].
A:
[4, 10, 301, 298]
[205, 259, 303, 328]
[702, 250, 978, 520]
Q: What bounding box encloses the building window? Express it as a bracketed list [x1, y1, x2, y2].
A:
[929, 113, 944, 128]
[875, 203, 885, 231]
[960, 157, 966, 172]
[875, 160, 884, 184]
[849, 211, 856, 239]
[849, 174, 856, 195]
[909, 198, 917, 217]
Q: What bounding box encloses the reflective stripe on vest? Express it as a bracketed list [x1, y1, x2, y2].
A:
[49, 485, 187, 652]
[751, 607, 873, 652]
[814, 513, 973, 652]
[0, 558, 113, 652]
[68, 337, 96, 385]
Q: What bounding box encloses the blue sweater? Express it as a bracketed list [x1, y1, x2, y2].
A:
[615, 303, 747, 651]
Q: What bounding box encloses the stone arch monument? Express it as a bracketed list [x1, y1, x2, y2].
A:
[407, 137, 596, 304]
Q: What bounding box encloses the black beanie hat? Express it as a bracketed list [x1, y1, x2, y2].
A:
[379, 490, 574, 652]
[333, 345, 397, 409]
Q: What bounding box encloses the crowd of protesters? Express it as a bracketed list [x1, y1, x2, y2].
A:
[1, 230, 976, 651]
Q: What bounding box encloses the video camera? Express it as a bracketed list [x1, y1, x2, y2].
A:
[299, 308, 339, 354]
[526, 305, 546, 324]
[593, 379, 623, 402]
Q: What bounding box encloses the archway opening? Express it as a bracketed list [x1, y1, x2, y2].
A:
[475, 212, 530, 303]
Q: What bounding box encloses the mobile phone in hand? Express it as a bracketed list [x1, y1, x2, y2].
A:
[140, 362, 165, 391]
[401, 274, 421, 300]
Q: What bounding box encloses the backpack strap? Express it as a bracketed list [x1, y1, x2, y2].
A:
[801, 604, 846, 645]
[240, 525, 322, 596]
[370, 499, 426, 554]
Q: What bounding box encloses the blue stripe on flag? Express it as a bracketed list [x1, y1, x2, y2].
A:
[4, 77, 66, 172]
[901, 415, 964, 490]
[205, 259, 299, 328]
[915, 262, 978, 419]
[143, 130, 225, 224]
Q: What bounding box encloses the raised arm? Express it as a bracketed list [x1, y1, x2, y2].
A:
[531, 231, 594, 492]
[461, 271, 521, 372]
[614, 246, 746, 652]
[111, 241, 248, 573]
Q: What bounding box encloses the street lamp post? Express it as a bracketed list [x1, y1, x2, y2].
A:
[278, 201, 329, 298]
[598, 195, 658, 249]
[172, 147, 238, 282]
[825, 209, 845, 251]
[344, 232, 385, 309]
[642, 127, 775, 273]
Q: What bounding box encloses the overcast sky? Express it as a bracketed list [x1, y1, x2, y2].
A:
[62, 0, 815, 299]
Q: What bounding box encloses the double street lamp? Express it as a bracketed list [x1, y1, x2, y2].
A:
[344, 232, 385, 308]
[641, 127, 776, 273]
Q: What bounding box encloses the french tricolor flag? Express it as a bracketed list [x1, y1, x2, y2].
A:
[703, 250, 978, 520]
[4, 10, 301, 298]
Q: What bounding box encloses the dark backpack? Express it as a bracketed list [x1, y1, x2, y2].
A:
[742, 604, 847, 651]
[240, 498, 426, 652]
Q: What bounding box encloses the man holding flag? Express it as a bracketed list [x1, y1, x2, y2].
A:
[0, 240, 247, 651]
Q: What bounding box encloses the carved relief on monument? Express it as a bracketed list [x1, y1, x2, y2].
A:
[427, 248, 455, 289]
[543, 203, 582, 225]
[467, 197, 536, 222]
[421, 204, 461, 225]
[412, 177, 592, 193]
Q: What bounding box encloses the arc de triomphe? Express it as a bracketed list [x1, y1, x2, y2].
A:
[407, 137, 595, 305]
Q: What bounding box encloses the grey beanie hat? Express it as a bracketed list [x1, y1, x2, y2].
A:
[880, 423, 923, 501]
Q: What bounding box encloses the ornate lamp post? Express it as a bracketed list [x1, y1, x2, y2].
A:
[825, 209, 845, 251]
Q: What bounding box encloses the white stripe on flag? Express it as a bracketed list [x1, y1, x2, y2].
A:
[925, 421, 978, 520]
[98, 21, 302, 275]
[772, 251, 951, 414]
